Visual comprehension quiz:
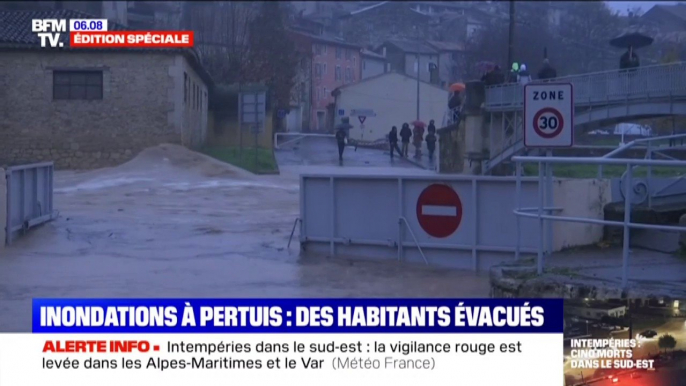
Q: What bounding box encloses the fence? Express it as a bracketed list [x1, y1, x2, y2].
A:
[5, 162, 57, 245]
[298, 173, 544, 271]
[485, 62, 686, 110]
[513, 155, 686, 288]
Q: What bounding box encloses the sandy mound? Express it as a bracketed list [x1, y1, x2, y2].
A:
[113, 144, 255, 179]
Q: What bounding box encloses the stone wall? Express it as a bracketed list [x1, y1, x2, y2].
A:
[0, 51, 208, 169]
[437, 121, 465, 173]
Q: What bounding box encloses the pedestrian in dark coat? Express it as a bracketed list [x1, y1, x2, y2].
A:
[537, 59, 557, 80]
[335, 127, 347, 163]
[399, 123, 412, 157]
[427, 120, 436, 135]
[388, 126, 402, 160]
[425, 130, 437, 162]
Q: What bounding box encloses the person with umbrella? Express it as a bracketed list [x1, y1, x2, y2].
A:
[610, 31, 653, 70]
[335, 122, 351, 164]
[448, 83, 464, 125]
[399, 123, 412, 157]
[388, 126, 402, 161]
[412, 120, 425, 159]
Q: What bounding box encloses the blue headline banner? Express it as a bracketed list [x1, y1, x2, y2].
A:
[33, 298, 564, 334]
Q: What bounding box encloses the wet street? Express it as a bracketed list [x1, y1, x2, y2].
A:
[0, 144, 490, 332]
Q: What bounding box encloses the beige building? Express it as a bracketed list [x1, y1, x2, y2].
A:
[332, 72, 448, 142]
[0, 9, 212, 169]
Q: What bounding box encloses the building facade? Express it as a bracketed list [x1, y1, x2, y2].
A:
[360, 49, 388, 79]
[289, 31, 362, 132]
[0, 9, 211, 169]
[332, 72, 448, 142]
[379, 40, 439, 85]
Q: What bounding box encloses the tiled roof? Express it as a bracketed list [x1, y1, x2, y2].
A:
[288, 29, 363, 49]
[655, 4, 686, 21]
[0, 9, 213, 86]
[426, 40, 464, 52]
[384, 40, 437, 54]
[0, 9, 130, 46]
[360, 48, 385, 59]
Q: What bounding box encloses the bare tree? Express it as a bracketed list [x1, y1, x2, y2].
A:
[468, 1, 624, 77]
[244, 2, 299, 118]
[184, 2, 256, 83]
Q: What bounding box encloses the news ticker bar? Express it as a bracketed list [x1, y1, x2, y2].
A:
[33, 299, 563, 333]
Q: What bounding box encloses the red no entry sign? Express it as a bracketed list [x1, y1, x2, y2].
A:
[416, 184, 463, 238]
[533, 107, 564, 139]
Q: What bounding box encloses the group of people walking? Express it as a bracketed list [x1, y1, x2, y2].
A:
[334, 120, 438, 164]
[481, 59, 558, 86]
[388, 121, 437, 162]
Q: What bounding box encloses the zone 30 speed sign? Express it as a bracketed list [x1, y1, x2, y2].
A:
[523, 83, 574, 148]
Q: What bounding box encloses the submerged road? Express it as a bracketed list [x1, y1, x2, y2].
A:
[0, 144, 490, 332]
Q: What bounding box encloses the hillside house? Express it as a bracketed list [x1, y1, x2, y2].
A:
[378, 40, 439, 85]
[335, 1, 433, 49]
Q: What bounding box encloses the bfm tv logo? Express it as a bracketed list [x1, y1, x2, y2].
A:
[31, 19, 66, 48]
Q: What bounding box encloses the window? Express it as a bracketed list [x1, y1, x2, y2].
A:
[183, 72, 188, 103]
[336, 47, 342, 59]
[352, 56, 356, 67]
[323, 63, 327, 75]
[53, 70, 103, 100]
[323, 87, 328, 99]
[335, 65, 341, 81]
[345, 49, 351, 59]
[315, 63, 322, 78]
[345, 67, 351, 83]
[314, 44, 321, 55]
[322, 45, 327, 54]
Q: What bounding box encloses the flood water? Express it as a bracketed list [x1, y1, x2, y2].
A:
[0, 144, 490, 332]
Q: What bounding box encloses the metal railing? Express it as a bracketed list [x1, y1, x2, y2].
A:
[599, 133, 686, 207]
[485, 62, 686, 110]
[513, 155, 686, 289]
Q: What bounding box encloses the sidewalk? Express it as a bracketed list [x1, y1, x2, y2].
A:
[491, 247, 686, 299]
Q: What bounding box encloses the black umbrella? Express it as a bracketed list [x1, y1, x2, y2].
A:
[610, 32, 654, 49]
[336, 122, 353, 130]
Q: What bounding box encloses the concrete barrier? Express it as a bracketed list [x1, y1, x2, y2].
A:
[552, 179, 611, 251]
[299, 172, 612, 271]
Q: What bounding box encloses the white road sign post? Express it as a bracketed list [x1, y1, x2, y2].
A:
[523, 83, 574, 272]
[523, 83, 574, 148]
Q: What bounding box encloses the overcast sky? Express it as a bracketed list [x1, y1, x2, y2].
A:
[605, 1, 677, 14]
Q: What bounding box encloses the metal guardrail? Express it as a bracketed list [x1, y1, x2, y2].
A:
[599, 133, 686, 207]
[513, 155, 686, 289]
[485, 62, 686, 110]
[5, 162, 58, 245]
